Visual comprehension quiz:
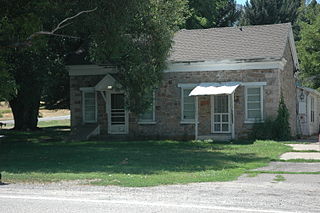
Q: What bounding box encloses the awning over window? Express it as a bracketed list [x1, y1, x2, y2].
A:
[189, 82, 240, 96]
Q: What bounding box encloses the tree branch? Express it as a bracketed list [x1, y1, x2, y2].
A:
[1, 7, 97, 48]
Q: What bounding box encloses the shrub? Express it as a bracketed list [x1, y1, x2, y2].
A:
[274, 95, 291, 140]
[251, 95, 291, 141]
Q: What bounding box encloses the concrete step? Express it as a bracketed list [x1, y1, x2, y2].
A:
[70, 124, 100, 141]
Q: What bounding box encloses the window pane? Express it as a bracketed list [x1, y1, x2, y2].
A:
[248, 110, 261, 119]
[184, 103, 195, 111]
[183, 89, 193, 97]
[84, 91, 96, 122]
[139, 92, 155, 122]
[214, 95, 228, 113]
[222, 114, 229, 122]
[214, 124, 221, 132]
[182, 88, 195, 121]
[222, 124, 229, 131]
[184, 111, 195, 120]
[247, 88, 260, 95]
[214, 114, 221, 122]
[247, 103, 261, 110]
[247, 95, 260, 102]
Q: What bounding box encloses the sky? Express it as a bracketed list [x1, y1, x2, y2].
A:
[236, 0, 320, 5]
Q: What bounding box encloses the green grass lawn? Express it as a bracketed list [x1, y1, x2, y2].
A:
[0, 122, 292, 187]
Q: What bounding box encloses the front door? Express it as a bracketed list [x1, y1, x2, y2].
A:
[109, 93, 128, 134]
[212, 95, 231, 133]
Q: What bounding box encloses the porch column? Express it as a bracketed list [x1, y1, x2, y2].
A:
[231, 92, 235, 139]
[195, 96, 199, 140]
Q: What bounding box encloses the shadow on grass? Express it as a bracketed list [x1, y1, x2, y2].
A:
[0, 126, 270, 175]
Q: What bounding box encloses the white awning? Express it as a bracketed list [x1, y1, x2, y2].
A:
[189, 82, 240, 96]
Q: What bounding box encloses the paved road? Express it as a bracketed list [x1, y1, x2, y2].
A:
[1, 115, 70, 124]
[1, 172, 320, 213]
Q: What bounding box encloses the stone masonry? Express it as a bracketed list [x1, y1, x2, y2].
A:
[70, 44, 297, 140]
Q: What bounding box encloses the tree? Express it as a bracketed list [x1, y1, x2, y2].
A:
[0, 0, 92, 130]
[186, 0, 240, 29]
[241, 0, 301, 26]
[275, 95, 291, 141]
[88, 0, 189, 113]
[1, 0, 189, 129]
[297, 0, 320, 89]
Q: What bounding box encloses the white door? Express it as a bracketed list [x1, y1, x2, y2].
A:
[109, 93, 128, 134]
[212, 95, 231, 133]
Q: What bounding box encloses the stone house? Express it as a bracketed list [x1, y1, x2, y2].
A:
[69, 23, 301, 141]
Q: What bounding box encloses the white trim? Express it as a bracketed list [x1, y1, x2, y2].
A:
[82, 88, 97, 124]
[138, 121, 157, 125]
[178, 83, 198, 89]
[165, 59, 286, 73]
[244, 86, 264, 123]
[287, 25, 300, 70]
[178, 82, 266, 89]
[297, 86, 320, 97]
[211, 95, 232, 134]
[80, 87, 95, 92]
[68, 65, 117, 76]
[231, 93, 235, 139]
[195, 96, 199, 140]
[138, 92, 156, 124]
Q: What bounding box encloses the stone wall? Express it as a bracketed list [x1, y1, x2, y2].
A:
[70, 43, 297, 139]
[70, 75, 107, 133]
[129, 68, 281, 139]
[280, 41, 297, 136]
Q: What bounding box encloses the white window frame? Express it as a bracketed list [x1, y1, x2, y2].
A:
[245, 86, 264, 123]
[180, 86, 196, 124]
[138, 92, 156, 124]
[80, 87, 97, 123]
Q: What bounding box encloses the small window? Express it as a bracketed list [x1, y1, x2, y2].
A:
[139, 92, 155, 123]
[311, 97, 315, 123]
[245, 86, 263, 122]
[181, 88, 195, 122]
[82, 89, 97, 123]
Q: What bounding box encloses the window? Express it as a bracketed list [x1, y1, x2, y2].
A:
[245, 86, 263, 122]
[81, 88, 97, 123]
[181, 88, 195, 123]
[311, 96, 315, 123]
[139, 92, 155, 123]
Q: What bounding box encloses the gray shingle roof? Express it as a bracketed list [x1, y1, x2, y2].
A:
[169, 23, 292, 62]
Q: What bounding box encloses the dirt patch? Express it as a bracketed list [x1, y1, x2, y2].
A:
[0, 102, 70, 121]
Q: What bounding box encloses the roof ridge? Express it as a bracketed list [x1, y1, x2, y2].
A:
[178, 23, 292, 33]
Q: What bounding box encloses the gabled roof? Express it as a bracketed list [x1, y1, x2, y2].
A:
[169, 23, 298, 68]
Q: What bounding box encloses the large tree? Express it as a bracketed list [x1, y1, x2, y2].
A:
[241, 0, 301, 25]
[88, 0, 189, 113]
[1, 0, 189, 129]
[297, 0, 320, 89]
[186, 0, 240, 29]
[0, 0, 85, 130]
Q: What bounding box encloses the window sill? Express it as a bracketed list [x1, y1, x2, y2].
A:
[244, 120, 264, 124]
[180, 121, 199, 124]
[138, 121, 157, 125]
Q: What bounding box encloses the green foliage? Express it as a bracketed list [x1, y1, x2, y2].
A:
[251, 95, 291, 141]
[297, 1, 320, 89]
[186, 0, 240, 29]
[250, 118, 277, 140]
[241, 0, 301, 25]
[89, 0, 189, 113]
[274, 95, 291, 140]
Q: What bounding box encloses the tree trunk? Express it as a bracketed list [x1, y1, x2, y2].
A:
[9, 87, 41, 131]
